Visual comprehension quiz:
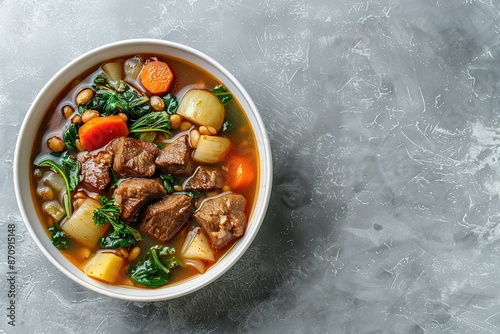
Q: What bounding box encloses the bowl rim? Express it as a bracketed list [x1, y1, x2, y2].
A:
[13, 38, 273, 301]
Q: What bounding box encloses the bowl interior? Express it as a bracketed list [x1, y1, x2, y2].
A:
[14, 39, 272, 301]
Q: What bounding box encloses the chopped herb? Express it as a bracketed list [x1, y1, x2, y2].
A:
[34, 152, 80, 217]
[49, 225, 69, 249]
[211, 85, 232, 105]
[129, 111, 171, 137]
[162, 94, 179, 114]
[160, 174, 176, 194]
[93, 196, 142, 249]
[129, 245, 181, 288]
[62, 124, 79, 153]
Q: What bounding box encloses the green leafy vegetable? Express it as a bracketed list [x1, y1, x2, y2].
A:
[79, 74, 150, 119]
[49, 225, 69, 249]
[34, 152, 80, 217]
[129, 111, 171, 137]
[94, 73, 127, 92]
[93, 196, 142, 249]
[162, 94, 179, 114]
[160, 174, 176, 194]
[211, 85, 232, 105]
[222, 120, 233, 132]
[63, 124, 79, 152]
[129, 245, 181, 288]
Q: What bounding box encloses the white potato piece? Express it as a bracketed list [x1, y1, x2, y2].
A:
[83, 251, 125, 283]
[192, 135, 231, 164]
[42, 200, 65, 223]
[177, 89, 225, 131]
[61, 198, 109, 247]
[183, 229, 215, 262]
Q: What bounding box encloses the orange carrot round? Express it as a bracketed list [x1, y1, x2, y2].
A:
[78, 115, 129, 151]
[226, 155, 255, 190]
[140, 60, 174, 94]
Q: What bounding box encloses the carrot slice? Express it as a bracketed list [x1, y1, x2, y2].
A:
[78, 115, 129, 151]
[226, 155, 255, 190]
[140, 60, 174, 94]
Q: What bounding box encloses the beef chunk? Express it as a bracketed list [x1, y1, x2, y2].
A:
[193, 193, 246, 251]
[140, 194, 193, 243]
[114, 178, 166, 222]
[108, 137, 158, 178]
[184, 166, 225, 191]
[155, 135, 194, 176]
[79, 151, 113, 192]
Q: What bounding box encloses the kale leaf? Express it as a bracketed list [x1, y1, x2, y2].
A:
[49, 225, 69, 249]
[211, 85, 232, 105]
[62, 124, 79, 153]
[162, 94, 179, 114]
[128, 245, 181, 288]
[93, 196, 142, 249]
[129, 111, 171, 137]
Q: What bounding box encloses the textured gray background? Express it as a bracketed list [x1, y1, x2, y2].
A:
[2, 0, 500, 333]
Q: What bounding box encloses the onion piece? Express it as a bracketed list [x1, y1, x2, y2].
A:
[181, 227, 200, 254]
[184, 258, 206, 274]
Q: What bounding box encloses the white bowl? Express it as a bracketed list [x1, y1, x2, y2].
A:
[14, 39, 272, 301]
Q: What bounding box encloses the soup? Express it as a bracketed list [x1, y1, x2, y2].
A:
[31, 54, 258, 288]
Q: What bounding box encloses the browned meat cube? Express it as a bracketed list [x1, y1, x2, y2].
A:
[107, 136, 158, 178]
[140, 194, 193, 243]
[114, 178, 166, 222]
[184, 166, 225, 191]
[155, 135, 194, 176]
[193, 193, 246, 251]
[79, 151, 113, 192]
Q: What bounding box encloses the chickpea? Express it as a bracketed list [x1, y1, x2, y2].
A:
[150, 96, 165, 111]
[82, 109, 100, 123]
[36, 186, 54, 201]
[173, 185, 183, 192]
[72, 198, 85, 211]
[199, 126, 209, 135]
[128, 247, 141, 262]
[33, 168, 43, 180]
[80, 248, 91, 259]
[169, 114, 182, 130]
[118, 112, 128, 123]
[190, 129, 200, 148]
[222, 185, 231, 192]
[62, 105, 74, 119]
[75, 139, 85, 152]
[115, 247, 129, 259]
[47, 136, 65, 152]
[71, 115, 82, 124]
[73, 191, 88, 200]
[207, 126, 217, 135]
[180, 120, 192, 132]
[75, 88, 94, 105]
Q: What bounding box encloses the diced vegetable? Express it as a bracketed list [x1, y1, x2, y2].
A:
[192, 135, 231, 164]
[102, 62, 125, 91]
[140, 60, 174, 94]
[83, 251, 125, 283]
[42, 200, 65, 223]
[78, 115, 129, 151]
[43, 172, 65, 194]
[177, 89, 225, 131]
[61, 198, 109, 247]
[182, 228, 215, 262]
[226, 155, 255, 190]
[124, 56, 144, 81]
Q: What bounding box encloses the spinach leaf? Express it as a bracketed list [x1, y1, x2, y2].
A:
[211, 85, 232, 105]
[129, 111, 171, 137]
[34, 152, 80, 217]
[222, 120, 233, 132]
[129, 245, 181, 288]
[63, 124, 79, 153]
[48, 225, 69, 249]
[162, 94, 179, 114]
[93, 196, 142, 249]
[79, 74, 150, 119]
